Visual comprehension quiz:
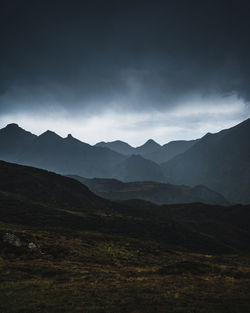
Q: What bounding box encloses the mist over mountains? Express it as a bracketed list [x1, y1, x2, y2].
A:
[0, 118, 250, 204]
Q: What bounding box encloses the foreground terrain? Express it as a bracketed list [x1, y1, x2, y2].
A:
[0, 161, 250, 313]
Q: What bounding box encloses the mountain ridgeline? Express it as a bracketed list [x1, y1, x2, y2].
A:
[0, 118, 250, 204]
[67, 176, 228, 206]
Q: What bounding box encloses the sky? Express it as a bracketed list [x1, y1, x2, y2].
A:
[0, 0, 250, 145]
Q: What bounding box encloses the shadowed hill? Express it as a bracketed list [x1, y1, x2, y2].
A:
[0, 160, 104, 211]
[0, 160, 250, 253]
[68, 175, 228, 206]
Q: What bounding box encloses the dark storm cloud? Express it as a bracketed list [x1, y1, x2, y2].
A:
[0, 0, 250, 114]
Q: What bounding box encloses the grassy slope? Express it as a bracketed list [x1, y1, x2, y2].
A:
[0, 161, 250, 312]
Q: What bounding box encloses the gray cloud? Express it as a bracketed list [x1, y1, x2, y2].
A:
[0, 0, 250, 118]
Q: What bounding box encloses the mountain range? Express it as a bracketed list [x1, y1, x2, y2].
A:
[0, 118, 250, 203]
[95, 138, 196, 164]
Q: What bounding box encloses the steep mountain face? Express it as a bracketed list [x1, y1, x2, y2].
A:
[95, 140, 134, 155]
[0, 123, 36, 162]
[68, 176, 228, 206]
[0, 124, 125, 178]
[145, 139, 198, 164]
[162, 119, 250, 204]
[113, 154, 165, 182]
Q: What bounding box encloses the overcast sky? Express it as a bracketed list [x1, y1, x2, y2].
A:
[0, 0, 250, 145]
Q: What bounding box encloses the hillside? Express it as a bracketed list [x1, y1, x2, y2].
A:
[162, 118, 250, 203]
[68, 176, 228, 206]
[1, 161, 250, 312]
[0, 160, 249, 251]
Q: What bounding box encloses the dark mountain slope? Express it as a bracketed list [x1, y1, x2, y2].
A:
[113, 154, 165, 182]
[68, 176, 228, 206]
[145, 139, 198, 164]
[0, 123, 36, 162]
[162, 118, 250, 204]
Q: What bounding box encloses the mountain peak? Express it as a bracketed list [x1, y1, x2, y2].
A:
[5, 123, 20, 129]
[39, 130, 62, 140]
[144, 139, 160, 146]
[1, 123, 34, 137]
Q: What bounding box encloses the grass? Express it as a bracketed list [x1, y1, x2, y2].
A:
[1, 222, 250, 313]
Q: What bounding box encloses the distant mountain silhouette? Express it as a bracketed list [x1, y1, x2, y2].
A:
[68, 175, 228, 206]
[95, 140, 134, 155]
[162, 118, 250, 204]
[134, 139, 161, 155]
[0, 124, 125, 178]
[95, 139, 161, 157]
[145, 139, 198, 164]
[112, 154, 165, 182]
[0, 123, 36, 162]
[1, 119, 250, 204]
[95, 138, 199, 164]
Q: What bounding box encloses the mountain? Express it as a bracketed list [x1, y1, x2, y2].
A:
[145, 139, 198, 164]
[134, 139, 161, 155]
[162, 118, 250, 204]
[1, 120, 250, 203]
[95, 140, 134, 155]
[0, 123, 36, 162]
[0, 124, 125, 178]
[95, 138, 198, 164]
[112, 154, 165, 182]
[67, 176, 229, 205]
[95, 139, 161, 157]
